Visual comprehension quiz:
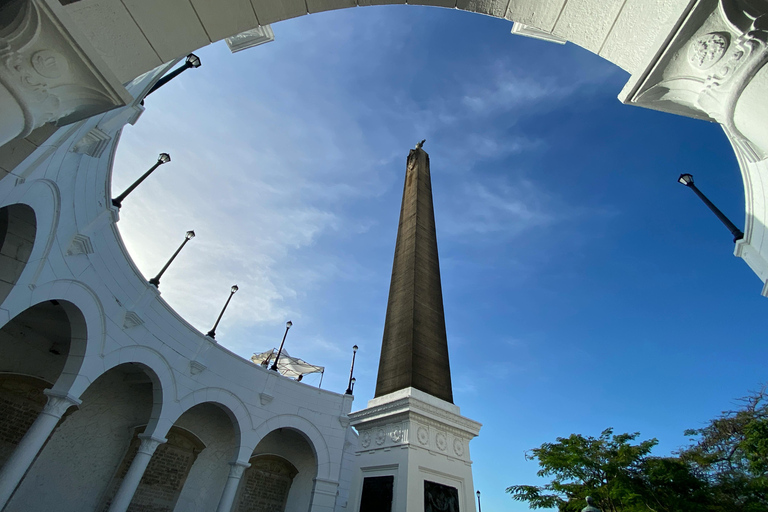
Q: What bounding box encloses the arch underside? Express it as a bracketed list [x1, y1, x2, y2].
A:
[63, 0, 689, 84]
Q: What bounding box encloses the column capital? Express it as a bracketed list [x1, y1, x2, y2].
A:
[136, 434, 167, 456]
[228, 460, 251, 479]
[41, 389, 81, 418]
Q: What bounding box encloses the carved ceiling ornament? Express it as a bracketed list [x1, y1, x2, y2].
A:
[622, 0, 768, 162]
[689, 32, 730, 68]
[0, 0, 129, 144]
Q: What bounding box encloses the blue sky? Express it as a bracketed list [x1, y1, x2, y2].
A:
[111, 6, 768, 510]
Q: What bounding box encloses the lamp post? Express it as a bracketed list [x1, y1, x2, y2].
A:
[678, 174, 744, 242]
[111, 153, 170, 208]
[476, 490, 482, 512]
[349, 378, 356, 394]
[146, 54, 202, 96]
[148, 230, 195, 288]
[206, 285, 238, 339]
[345, 345, 358, 395]
[270, 321, 293, 372]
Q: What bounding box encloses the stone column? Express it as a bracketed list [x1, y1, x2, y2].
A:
[107, 434, 167, 512]
[215, 460, 251, 512]
[0, 390, 81, 508]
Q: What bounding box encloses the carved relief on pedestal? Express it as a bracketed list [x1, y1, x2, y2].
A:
[435, 431, 447, 452]
[390, 424, 404, 443]
[374, 428, 386, 446]
[417, 425, 429, 446]
[0, 0, 130, 145]
[360, 430, 371, 449]
[621, 0, 768, 162]
[453, 437, 464, 457]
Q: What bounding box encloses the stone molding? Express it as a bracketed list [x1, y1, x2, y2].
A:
[71, 127, 110, 157]
[225, 25, 275, 53]
[65, 233, 93, 255]
[510, 23, 566, 44]
[0, 0, 131, 145]
[122, 310, 143, 329]
[189, 360, 207, 375]
[350, 391, 481, 437]
[350, 388, 480, 463]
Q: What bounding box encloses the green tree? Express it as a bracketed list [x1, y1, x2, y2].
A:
[508, 388, 768, 512]
[679, 387, 768, 511]
[505, 428, 659, 512]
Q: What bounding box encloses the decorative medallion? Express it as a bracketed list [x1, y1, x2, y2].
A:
[436, 432, 447, 451]
[689, 33, 729, 69]
[417, 426, 429, 445]
[375, 428, 386, 446]
[453, 438, 464, 457]
[31, 50, 68, 79]
[361, 430, 371, 448]
[390, 426, 403, 443]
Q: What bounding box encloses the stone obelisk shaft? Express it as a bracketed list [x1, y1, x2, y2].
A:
[375, 147, 453, 403]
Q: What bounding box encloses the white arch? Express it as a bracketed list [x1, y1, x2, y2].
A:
[0, 179, 60, 312]
[0, 279, 106, 398]
[251, 414, 333, 481]
[173, 387, 252, 454]
[79, 345, 179, 435]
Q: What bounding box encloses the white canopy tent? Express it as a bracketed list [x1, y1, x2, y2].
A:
[252, 349, 325, 385]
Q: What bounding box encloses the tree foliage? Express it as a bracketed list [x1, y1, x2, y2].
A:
[507, 388, 768, 511]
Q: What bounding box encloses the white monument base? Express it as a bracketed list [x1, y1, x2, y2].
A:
[347, 387, 481, 511]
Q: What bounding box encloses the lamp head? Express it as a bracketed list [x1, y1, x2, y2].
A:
[678, 173, 694, 186]
[353, 345, 358, 353]
[158, 153, 171, 164]
[185, 230, 195, 240]
[231, 285, 239, 293]
[286, 320, 292, 329]
[351, 377, 356, 385]
[477, 491, 481, 497]
[186, 53, 202, 68]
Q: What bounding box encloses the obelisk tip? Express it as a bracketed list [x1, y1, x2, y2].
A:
[415, 139, 425, 150]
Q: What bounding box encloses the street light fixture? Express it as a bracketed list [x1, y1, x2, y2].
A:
[111, 153, 170, 208]
[270, 321, 293, 372]
[146, 53, 202, 97]
[678, 173, 744, 242]
[206, 285, 239, 339]
[148, 230, 195, 288]
[345, 345, 358, 395]
[476, 490, 482, 512]
[350, 377, 356, 394]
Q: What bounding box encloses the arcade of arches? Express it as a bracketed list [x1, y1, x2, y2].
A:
[0, 0, 767, 511]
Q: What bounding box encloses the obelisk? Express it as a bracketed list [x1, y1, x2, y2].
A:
[375, 143, 453, 403]
[347, 143, 481, 512]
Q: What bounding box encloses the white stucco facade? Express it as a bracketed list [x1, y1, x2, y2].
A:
[1, 0, 767, 511]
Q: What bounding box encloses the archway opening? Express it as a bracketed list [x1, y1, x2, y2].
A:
[235, 427, 318, 512]
[0, 299, 86, 471]
[0, 203, 35, 306]
[103, 401, 240, 512]
[5, 362, 162, 512]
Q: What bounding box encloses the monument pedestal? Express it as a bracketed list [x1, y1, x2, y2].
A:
[347, 387, 481, 511]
